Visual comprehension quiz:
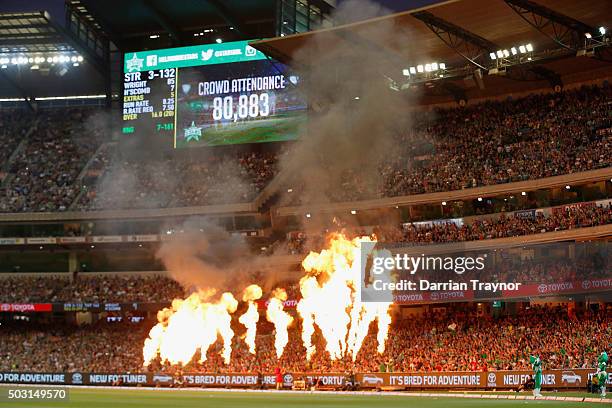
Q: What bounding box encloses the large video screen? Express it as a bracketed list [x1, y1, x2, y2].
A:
[122, 40, 306, 148]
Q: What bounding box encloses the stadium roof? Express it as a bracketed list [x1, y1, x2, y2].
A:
[0, 10, 108, 101]
[0, 0, 280, 100]
[252, 0, 611, 102]
[254, 0, 609, 64]
[79, 0, 274, 32]
[0, 11, 77, 54]
[76, 0, 277, 50]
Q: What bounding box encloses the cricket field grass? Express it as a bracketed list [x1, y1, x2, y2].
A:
[0, 386, 609, 408]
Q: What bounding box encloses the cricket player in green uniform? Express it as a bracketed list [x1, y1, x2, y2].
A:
[597, 351, 608, 398]
[530, 355, 543, 397]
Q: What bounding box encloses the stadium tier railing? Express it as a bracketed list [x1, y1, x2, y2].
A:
[274, 167, 612, 216]
[0, 202, 257, 222]
[0, 168, 609, 222]
[1, 225, 608, 277]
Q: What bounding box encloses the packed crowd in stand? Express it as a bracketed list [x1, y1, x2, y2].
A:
[0, 84, 609, 211]
[0, 110, 32, 170]
[0, 275, 183, 303]
[0, 306, 608, 374]
[0, 322, 149, 373]
[76, 149, 278, 209]
[287, 201, 612, 254]
[293, 84, 611, 203]
[0, 109, 104, 212]
[0, 108, 278, 212]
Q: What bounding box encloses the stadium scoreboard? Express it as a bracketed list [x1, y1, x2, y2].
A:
[122, 40, 306, 147]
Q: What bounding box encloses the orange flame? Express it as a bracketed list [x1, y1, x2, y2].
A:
[142, 290, 238, 366]
[297, 233, 392, 361]
[238, 284, 263, 354]
[266, 288, 294, 359]
[142, 233, 393, 368]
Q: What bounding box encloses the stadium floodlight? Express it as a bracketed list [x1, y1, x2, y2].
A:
[521, 191, 527, 196]
[305, 213, 311, 218]
[599, 27, 606, 35]
[511, 47, 517, 55]
[425, 63, 432, 72]
[416, 64, 424, 73]
[30, 65, 39, 70]
[73, 63, 79, 67]
[52, 56, 59, 63]
[402, 68, 410, 76]
[525, 43, 533, 52]
[439, 62, 446, 70]
[519, 45, 527, 53]
[71, 56, 77, 63]
[28, 57, 33, 63]
[77, 56, 84, 62]
[46, 57, 53, 63]
[477, 197, 483, 202]
[502, 49, 510, 57]
[215, 38, 223, 43]
[585, 32, 592, 39]
[496, 50, 503, 58]
[441, 201, 447, 206]
[431, 62, 438, 71]
[409, 67, 416, 74]
[489, 52, 497, 60]
[350, 210, 357, 215]
[354, 96, 360, 100]
[565, 185, 571, 190]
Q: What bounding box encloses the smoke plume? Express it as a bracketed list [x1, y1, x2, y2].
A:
[278, 0, 422, 207]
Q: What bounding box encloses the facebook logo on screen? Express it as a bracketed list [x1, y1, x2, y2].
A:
[146, 55, 158, 67]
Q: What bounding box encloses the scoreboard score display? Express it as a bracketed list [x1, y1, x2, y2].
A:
[122, 40, 306, 148]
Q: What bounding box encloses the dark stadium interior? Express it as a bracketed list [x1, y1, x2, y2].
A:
[0, 0, 610, 405]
